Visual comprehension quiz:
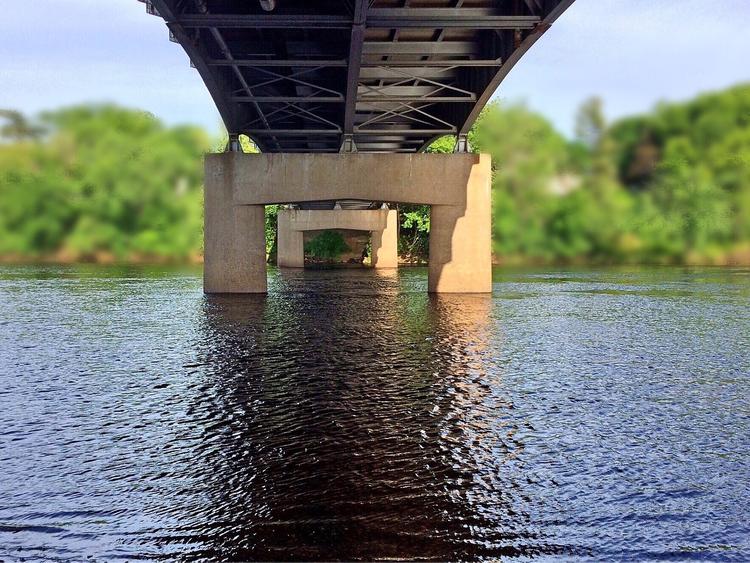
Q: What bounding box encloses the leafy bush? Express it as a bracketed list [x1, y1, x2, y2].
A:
[304, 230, 350, 260]
[0, 104, 208, 261]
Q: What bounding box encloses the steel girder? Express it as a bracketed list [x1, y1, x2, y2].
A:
[140, 0, 575, 153]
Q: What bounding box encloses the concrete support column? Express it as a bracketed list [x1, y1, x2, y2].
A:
[204, 157, 267, 293]
[428, 154, 492, 293]
[277, 209, 305, 268]
[371, 209, 398, 268]
[205, 152, 491, 294]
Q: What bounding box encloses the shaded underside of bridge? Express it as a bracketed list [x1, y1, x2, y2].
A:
[142, 0, 573, 154]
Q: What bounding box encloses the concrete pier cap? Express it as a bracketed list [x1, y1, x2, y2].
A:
[203, 153, 492, 294]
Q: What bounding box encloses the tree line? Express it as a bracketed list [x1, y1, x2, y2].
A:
[1, 83, 749, 265]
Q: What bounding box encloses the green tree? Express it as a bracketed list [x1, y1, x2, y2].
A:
[470, 101, 574, 261]
[0, 110, 45, 141]
[304, 230, 350, 260]
[2, 83, 750, 266]
[575, 97, 607, 149]
[0, 105, 209, 260]
[649, 138, 731, 259]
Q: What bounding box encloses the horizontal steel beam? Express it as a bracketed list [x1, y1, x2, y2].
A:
[209, 59, 501, 69]
[245, 129, 342, 136]
[352, 136, 426, 142]
[232, 96, 344, 103]
[360, 150, 418, 153]
[357, 96, 475, 102]
[353, 128, 456, 134]
[357, 139, 424, 144]
[360, 67, 459, 80]
[369, 8, 500, 17]
[369, 18, 537, 29]
[361, 59, 502, 67]
[277, 148, 340, 153]
[175, 14, 352, 29]
[368, 11, 540, 29]
[356, 144, 424, 151]
[176, 12, 539, 30]
[208, 59, 348, 67]
[358, 85, 447, 96]
[362, 42, 480, 55]
[246, 128, 454, 136]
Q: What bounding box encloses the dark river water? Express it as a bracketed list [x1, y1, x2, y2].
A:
[1, 265, 749, 561]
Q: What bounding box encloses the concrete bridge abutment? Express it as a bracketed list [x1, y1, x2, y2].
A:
[203, 152, 491, 294]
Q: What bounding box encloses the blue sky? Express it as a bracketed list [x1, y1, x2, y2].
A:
[1, 0, 748, 137]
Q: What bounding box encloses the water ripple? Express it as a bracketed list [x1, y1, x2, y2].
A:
[0, 265, 748, 561]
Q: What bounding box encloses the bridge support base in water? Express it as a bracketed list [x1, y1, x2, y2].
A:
[277, 208, 398, 269]
[203, 153, 491, 294]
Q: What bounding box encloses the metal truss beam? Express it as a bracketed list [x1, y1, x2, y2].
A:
[175, 12, 539, 31]
[353, 128, 456, 135]
[360, 66, 459, 80]
[232, 96, 344, 103]
[368, 11, 540, 29]
[362, 60, 502, 67]
[342, 0, 368, 141]
[145, 0, 575, 154]
[206, 59, 504, 72]
[245, 103, 340, 130]
[248, 66, 343, 97]
[175, 14, 352, 29]
[357, 96, 475, 103]
[358, 103, 441, 130]
[208, 59, 349, 68]
[245, 129, 342, 136]
[149, 0, 238, 131]
[362, 42, 480, 55]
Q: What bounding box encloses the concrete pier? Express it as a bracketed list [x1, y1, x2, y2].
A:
[428, 158, 492, 293]
[203, 155, 267, 293]
[276, 210, 304, 269]
[203, 153, 491, 294]
[277, 208, 398, 269]
[371, 208, 399, 269]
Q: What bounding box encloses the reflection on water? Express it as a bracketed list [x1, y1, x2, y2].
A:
[0, 265, 749, 560]
[194, 274, 531, 560]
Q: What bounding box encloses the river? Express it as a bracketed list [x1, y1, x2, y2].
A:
[1, 265, 748, 561]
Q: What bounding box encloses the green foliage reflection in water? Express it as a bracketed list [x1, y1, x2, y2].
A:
[2, 83, 750, 264]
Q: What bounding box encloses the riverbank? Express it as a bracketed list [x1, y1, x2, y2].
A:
[4, 244, 750, 268]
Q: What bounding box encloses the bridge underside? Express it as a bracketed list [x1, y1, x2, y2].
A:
[143, 0, 573, 153]
[140, 0, 574, 292]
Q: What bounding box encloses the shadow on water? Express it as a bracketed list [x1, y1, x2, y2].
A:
[178, 270, 563, 560]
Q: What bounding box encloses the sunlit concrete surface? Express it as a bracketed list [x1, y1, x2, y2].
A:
[204, 153, 491, 293]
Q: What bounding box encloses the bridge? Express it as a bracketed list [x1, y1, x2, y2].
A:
[139, 0, 574, 293]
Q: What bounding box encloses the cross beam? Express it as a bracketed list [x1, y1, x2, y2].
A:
[174, 12, 540, 30]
